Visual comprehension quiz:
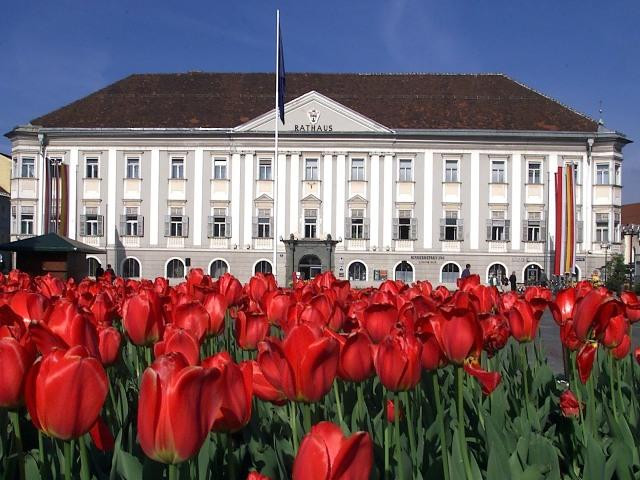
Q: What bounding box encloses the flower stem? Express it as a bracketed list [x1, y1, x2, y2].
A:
[64, 441, 73, 480]
[520, 345, 530, 421]
[401, 391, 417, 474]
[79, 435, 90, 480]
[587, 372, 597, 435]
[608, 354, 618, 419]
[302, 402, 312, 433]
[9, 411, 25, 480]
[168, 463, 178, 480]
[289, 402, 299, 452]
[433, 372, 451, 480]
[226, 433, 236, 480]
[333, 381, 344, 427]
[38, 431, 46, 478]
[394, 393, 403, 480]
[457, 367, 473, 480]
[384, 420, 391, 479]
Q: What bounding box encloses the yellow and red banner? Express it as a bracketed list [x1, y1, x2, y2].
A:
[554, 165, 576, 275]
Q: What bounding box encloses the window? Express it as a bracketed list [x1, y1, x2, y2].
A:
[85, 158, 99, 178]
[20, 206, 34, 235]
[166, 258, 185, 279]
[258, 158, 272, 180]
[171, 158, 184, 179]
[491, 160, 506, 183]
[348, 262, 367, 281]
[121, 207, 143, 236]
[596, 164, 609, 185]
[166, 207, 187, 237]
[351, 159, 365, 181]
[524, 211, 543, 242]
[349, 209, 365, 239]
[210, 259, 228, 278]
[305, 158, 319, 180]
[614, 164, 621, 185]
[487, 264, 507, 284]
[441, 263, 460, 283]
[255, 209, 272, 238]
[395, 262, 413, 283]
[595, 213, 609, 243]
[126, 158, 140, 179]
[87, 257, 101, 278]
[213, 158, 227, 180]
[81, 207, 103, 237]
[397, 209, 412, 240]
[444, 159, 459, 182]
[11, 206, 17, 234]
[209, 208, 229, 238]
[441, 210, 462, 241]
[12, 157, 18, 178]
[255, 260, 272, 275]
[487, 211, 510, 241]
[399, 159, 412, 182]
[122, 258, 141, 278]
[528, 162, 542, 184]
[304, 209, 317, 238]
[21, 158, 35, 178]
[614, 211, 621, 242]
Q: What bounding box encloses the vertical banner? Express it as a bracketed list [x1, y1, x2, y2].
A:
[553, 165, 576, 275]
[44, 158, 51, 234]
[59, 164, 69, 236]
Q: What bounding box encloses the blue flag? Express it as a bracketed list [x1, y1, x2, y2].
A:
[277, 23, 286, 123]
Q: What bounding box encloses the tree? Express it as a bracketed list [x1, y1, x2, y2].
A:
[604, 254, 627, 294]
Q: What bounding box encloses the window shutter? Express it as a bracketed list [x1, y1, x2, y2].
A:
[269, 217, 273, 238]
[97, 215, 104, 237]
[392, 218, 399, 240]
[138, 216, 144, 237]
[120, 215, 126, 234]
[183, 217, 189, 237]
[522, 221, 528, 243]
[225, 216, 232, 238]
[363, 219, 370, 239]
[252, 217, 259, 238]
[486, 220, 492, 241]
[458, 218, 464, 240]
[439, 218, 445, 241]
[577, 221, 583, 243]
[505, 220, 511, 241]
[164, 216, 170, 237]
[410, 218, 418, 240]
[207, 216, 213, 238]
[79, 215, 86, 236]
[345, 218, 351, 239]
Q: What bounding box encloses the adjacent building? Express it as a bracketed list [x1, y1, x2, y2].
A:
[5, 73, 630, 285]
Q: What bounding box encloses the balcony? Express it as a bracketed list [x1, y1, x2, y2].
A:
[11, 178, 38, 199]
[121, 237, 140, 248]
[487, 241, 508, 253]
[167, 237, 185, 249]
[524, 242, 544, 254]
[253, 238, 273, 250]
[394, 240, 414, 251]
[83, 178, 101, 200]
[525, 184, 544, 204]
[209, 238, 230, 249]
[592, 184, 622, 206]
[441, 241, 461, 252]
[346, 239, 367, 251]
[168, 178, 187, 201]
[489, 183, 508, 203]
[79, 236, 101, 247]
[123, 178, 142, 200]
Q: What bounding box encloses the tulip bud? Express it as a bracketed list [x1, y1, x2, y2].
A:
[385, 399, 403, 423]
[559, 390, 582, 418]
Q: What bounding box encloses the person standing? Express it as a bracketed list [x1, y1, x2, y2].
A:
[509, 271, 517, 291]
[461, 264, 471, 278]
[539, 268, 548, 287]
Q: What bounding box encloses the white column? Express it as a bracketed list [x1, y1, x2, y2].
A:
[150, 148, 159, 245]
[322, 153, 333, 237]
[583, 153, 592, 247]
[277, 153, 286, 247]
[511, 153, 522, 249]
[548, 154, 558, 255]
[335, 154, 346, 242]
[290, 153, 300, 236]
[370, 154, 380, 248]
[423, 151, 433, 249]
[38, 150, 46, 235]
[470, 152, 480, 249]
[193, 148, 203, 246]
[243, 153, 254, 247]
[107, 148, 117, 245]
[68, 148, 78, 239]
[382, 154, 393, 247]
[231, 152, 241, 246]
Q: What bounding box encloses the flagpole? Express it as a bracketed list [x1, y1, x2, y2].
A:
[273, 9, 280, 281]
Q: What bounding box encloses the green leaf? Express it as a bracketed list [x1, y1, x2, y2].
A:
[584, 435, 606, 480]
[449, 430, 467, 480]
[485, 416, 510, 480]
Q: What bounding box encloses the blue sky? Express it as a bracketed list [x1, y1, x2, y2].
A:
[2, 0, 638, 200]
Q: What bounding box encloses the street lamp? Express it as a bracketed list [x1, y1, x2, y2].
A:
[601, 243, 611, 282]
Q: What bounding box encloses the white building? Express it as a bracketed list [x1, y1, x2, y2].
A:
[6, 73, 630, 285]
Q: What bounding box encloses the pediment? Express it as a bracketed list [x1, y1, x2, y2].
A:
[347, 194, 368, 204]
[254, 194, 274, 202]
[301, 194, 322, 204]
[235, 91, 392, 134]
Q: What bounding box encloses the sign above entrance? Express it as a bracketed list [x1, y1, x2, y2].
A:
[234, 91, 392, 134]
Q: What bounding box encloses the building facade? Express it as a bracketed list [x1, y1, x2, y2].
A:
[5, 73, 630, 286]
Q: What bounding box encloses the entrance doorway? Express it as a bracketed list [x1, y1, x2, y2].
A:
[299, 254, 322, 280]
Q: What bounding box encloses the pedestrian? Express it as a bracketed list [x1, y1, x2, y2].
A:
[500, 273, 509, 292]
[105, 263, 116, 280]
[95, 264, 105, 279]
[509, 271, 517, 291]
[539, 268, 548, 287]
[461, 264, 471, 278]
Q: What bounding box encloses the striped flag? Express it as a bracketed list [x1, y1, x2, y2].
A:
[554, 165, 576, 275]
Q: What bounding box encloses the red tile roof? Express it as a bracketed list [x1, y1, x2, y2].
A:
[29, 73, 598, 132]
[622, 203, 640, 225]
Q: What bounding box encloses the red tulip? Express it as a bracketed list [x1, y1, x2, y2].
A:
[137, 352, 223, 464]
[203, 352, 253, 432]
[523, 286, 552, 320]
[46, 300, 100, 357]
[431, 310, 482, 365]
[385, 399, 402, 423]
[508, 299, 540, 342]
[463, 359, 501, 395]
[0, 336, 34, 408]
[550, 288, 577, 326]
[457, 274, 480, 292]
[257, 324, 338, 403]
[154, 325, 201, 366]
[247, 472, 271, 480]
[235, 311, 270, 351]
[292, 421, 373, 480]
[620, 291, 640, 323]
[362, 304, 397, 343]
[330, 330, 374, 382]
[634, 347, 640, 365]
[171, 301, 210, 343]
[611, 334, 630, 360]
[98, 326, 121, 366]
[122, 289, 165, 346]
[250, 360, 287, 406]
[373, 334, 422, 391]
[218, 273, 243, 306]
[559, 390, 581, 417]
[576, 342, 598, 384]
[480, 314, 510, 356]
[9, 291, 49, 323]
[500, 291, 519, 314]
[36, 274, 66, 298]
[25, 346, 108, 440]
[90, 293, 117, 326]
[264, 290, 291, 326]
[560, 319, 582, 351]
[202, 292, 228, 336]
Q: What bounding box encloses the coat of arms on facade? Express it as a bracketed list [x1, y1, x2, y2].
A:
[307, 109, 320, 124]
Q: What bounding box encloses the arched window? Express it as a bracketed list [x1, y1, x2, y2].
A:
[395, 261, 414, 283]
[122, 257, 141, 279]
[210, 259, 229, 278]
[166, 258, 185, 279]
[87, 257, 101, 278]
[348, 262, 367, 281]
[255, 260, 272, 275]
[524, 264, 542, 284]
[441, 263, 460, 283]
[487, 263, 507, 284]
